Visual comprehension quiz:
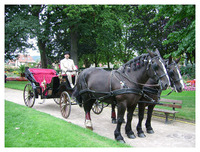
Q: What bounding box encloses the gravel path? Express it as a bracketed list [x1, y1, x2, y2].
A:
[5, 88, 195, 147]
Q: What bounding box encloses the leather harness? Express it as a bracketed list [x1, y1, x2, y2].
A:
[78, 56, 169, 104]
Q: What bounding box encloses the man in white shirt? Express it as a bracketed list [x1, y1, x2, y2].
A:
[60, 51, 77, 88]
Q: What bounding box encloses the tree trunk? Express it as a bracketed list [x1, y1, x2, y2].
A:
[31, 5, 48, 68]
[38, 39, 48, 68]
[84, 58, 91, 68]
[70, 29, 78, 66]
[107, 61, 110, 69]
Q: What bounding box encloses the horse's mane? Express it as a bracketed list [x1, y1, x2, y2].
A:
[120, 54, 150, 72]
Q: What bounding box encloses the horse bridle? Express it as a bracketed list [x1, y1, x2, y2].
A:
[147, 56, 170, 90]
[167, 61, 183, 91]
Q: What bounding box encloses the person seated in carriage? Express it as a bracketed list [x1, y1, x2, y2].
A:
[60, 51, 77, 88]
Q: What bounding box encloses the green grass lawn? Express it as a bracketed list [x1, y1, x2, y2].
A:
[5, 81, 29, 90]
[5, 100, 130, 147]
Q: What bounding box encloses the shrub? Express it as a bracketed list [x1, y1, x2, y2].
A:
[13, 71, 19, 75]
[180, 64, 195, 80]
[19, 65, 26, 77]
[19, 65, 25, 74]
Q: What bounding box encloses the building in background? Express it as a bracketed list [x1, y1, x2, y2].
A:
[7, 54, 36, 68]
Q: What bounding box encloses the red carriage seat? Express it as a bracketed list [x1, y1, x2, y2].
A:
[29, 68, 57, 91]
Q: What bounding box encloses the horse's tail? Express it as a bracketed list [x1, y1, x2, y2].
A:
[72, 85, 83, 107]
[72, 69, 91, 107]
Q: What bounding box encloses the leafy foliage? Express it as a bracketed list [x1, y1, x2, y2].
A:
[180, 64, 195, 79]
[5, 5, 195, 67]
[5, 5, 36, 60]
[152, 5, 195, 63]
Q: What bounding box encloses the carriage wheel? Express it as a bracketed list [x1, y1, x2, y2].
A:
[53, 98, 60, 105]
[23, 83, 35, 108]
[60, 91, 71, 119]
[92, 100, 104, 114]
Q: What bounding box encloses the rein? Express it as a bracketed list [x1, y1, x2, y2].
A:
[140, 86, 174, 104]
[160, 89, 174, 97]
[114, 70, 160, 87]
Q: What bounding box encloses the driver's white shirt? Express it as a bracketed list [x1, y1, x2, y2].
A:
[60, 58, 77, 73]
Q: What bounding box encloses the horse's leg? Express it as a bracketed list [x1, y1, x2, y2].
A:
[136, 103, 146, 138]
[125, 104, 137, 139]
[114, 102, 126, 143]
[111, 103, 125, 124]
[111, 104, 117, 124]
[83, 99, 95, 130]
[145, 104, 155, 134]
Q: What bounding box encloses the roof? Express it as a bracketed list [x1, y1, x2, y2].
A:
[17, 54, 36, 63]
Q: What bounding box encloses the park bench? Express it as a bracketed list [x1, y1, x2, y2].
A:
[151, 98, 182, 123]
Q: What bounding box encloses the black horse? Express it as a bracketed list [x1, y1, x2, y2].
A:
[73, 49, 170, 143]
[136, 56, 184, 137]
[110, 56, 184, 135]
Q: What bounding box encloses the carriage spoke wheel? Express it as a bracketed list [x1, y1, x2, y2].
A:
[60, 91, 71, 119]
[92, 100, 104, 114]
[23, 83, 35, 108]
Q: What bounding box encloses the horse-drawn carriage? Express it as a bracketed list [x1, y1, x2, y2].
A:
[23, 67, 78, 118]
[23, 67, 103, 118]
[23, 49, 184, 143]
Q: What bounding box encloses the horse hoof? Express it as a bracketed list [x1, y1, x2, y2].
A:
[117, 139, 126, 144]
[147, 129, 154, 134]
[85, 120, 93, 131]
[112, 119, 117, 124]
[86, 126, 93, 131]
[115, 135, 125, 143]
[127, 134, 136, 139]
[119, 140, 126, 143]
[138, 133, 146, 138]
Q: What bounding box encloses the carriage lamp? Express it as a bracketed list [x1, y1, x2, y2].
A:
[41, 77, 47, 90]
[58, 72, 62, 83]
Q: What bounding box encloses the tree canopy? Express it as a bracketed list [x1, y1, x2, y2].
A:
[5, 5, 195, 68]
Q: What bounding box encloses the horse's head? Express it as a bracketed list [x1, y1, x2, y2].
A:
[166, 56, 184, 92]
[147, 49, 170, 90]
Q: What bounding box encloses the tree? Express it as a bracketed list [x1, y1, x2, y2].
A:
[40, 5, 71, 64]
[76, 5, 123, 67]
[125, 5, 177, 57]
[30, 5, 49, 68]
[93, 5, 122, 67]
[6, 5, 194, 68]
[5, 5, 50, 68]
[5, 5, 134, 68]
[150, 5, 195, 64]
[5, 5, 36, 60]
